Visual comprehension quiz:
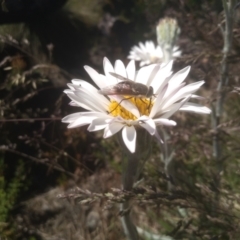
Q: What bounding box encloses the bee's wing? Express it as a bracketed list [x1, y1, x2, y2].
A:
[98, 81, 137, 96]
[98, 84, 122, 95]
[98, 73, 132, 95]
[109, 72, 132, 82]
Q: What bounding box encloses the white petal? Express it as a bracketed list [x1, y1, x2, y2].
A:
[71, 79, 81, 86]
[69, 101, 78, 106]
[69, 80, 109, 107]
[169, 66, 191, 85]
[62, 112, 107, 121]
[148, 41, 156, 51]
[84, 66, 109, 89]
[145, 64, 161, 87]
[139, 42, 147, 51]
[62, 112, 83, 123]
[66, 116, 95, 128]
[135, 64, 158, 85]
[103, 57, 118, 84]
[140, 61, 147, 67]
[180, 103, 211, 114]
[138, 116, 156, 135]
[67, 83, 76, 90]
[154, 118, 177, 126]
[181, 81, 205, 93]
[149, 84, 168, 118]
[65, 90, 107, 113]
[191, 94, 205, 100]
[122, 126, 136, 153]
[64, 91, 97, 112]
[126, 60, 135, 80]
[155, 46, 163, 57]
[127, 41, 180, 66]
[162, 81, 205, 110]
[114, 60, 127, 77]
[151, 61, 173, 92]
[88, 117, 110, 131]
[160, 96, 191, 119]
[184, 80, 205, 91]
[103, 122, 124, 138]
[98, 73, 118, 90]
[160, 83, 186, 110]
[173, 49, 181, 57]
[163, 81, 186, 102]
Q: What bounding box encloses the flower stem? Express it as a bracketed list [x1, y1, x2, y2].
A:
[212, 0, 235, 185]
[158, 129, 175, 190]
[117, 129, 152, 240]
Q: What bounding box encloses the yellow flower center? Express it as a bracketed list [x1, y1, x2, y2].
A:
[108, 97, 153, 120]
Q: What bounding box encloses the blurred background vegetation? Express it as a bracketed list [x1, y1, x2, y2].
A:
[0, 0, 240, 239]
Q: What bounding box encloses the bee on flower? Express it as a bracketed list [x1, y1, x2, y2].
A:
[62, 57, 210, 153]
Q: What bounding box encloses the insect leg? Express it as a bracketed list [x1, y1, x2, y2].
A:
[133, 97, 142, 114]
[147, 97, 152, 113]
[139, 98, 151, 114]
[108, 97, 133, 114]
[140, 98, 148, 104]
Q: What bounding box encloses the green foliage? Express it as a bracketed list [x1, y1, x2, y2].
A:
[0, 156, 26, 225]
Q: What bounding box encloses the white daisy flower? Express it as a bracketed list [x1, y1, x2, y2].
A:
[62, 57, 210, 153]
[128, 41, 181, 67]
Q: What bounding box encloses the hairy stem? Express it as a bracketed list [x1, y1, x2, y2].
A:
[117, 129, 151, 240]
[212, 0, 235, 185]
